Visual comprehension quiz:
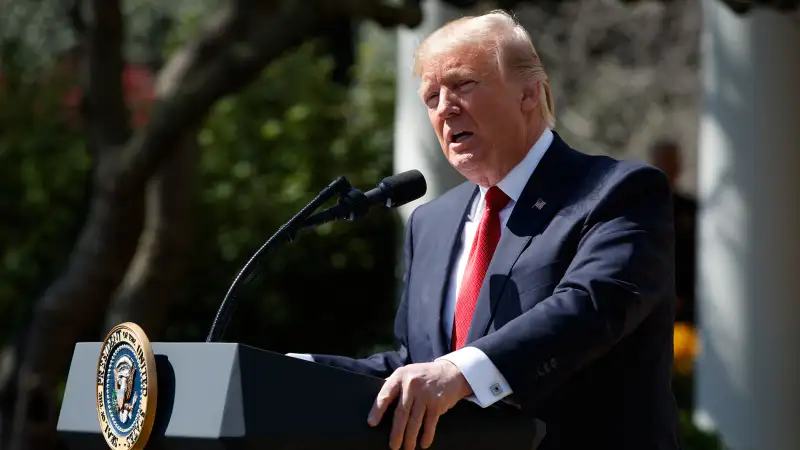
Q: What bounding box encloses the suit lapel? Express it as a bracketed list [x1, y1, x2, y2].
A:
[465, 133, 583, 345]
[424, 183, 477, 358]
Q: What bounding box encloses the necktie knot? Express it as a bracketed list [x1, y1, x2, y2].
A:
[484, 186, 510, 212]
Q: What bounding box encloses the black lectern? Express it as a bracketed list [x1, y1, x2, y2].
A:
[57, 342, 545, 449]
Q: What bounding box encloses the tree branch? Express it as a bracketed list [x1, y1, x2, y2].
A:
[331, 0, 423, 27]
[104, 134, 196, 339]
[85, 0, 131, 148]
[114, 0, 310, 194]
[104, 8, 189, 344]
[0, 344, 18, 449]
[114, 0, 423, 196]
[67, 0, 85, 36]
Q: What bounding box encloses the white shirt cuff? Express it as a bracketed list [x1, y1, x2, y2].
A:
[286, 353, 315, 362]
[436, 346, 513, 407]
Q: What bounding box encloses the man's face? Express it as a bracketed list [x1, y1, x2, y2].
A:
[418, 42, 535, 186]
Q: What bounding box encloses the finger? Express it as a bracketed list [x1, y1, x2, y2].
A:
[404, 400, 426, 450]
[419, 409, 440, 449]
[368, 375, 401, 426]
[389, 386, 413, 450]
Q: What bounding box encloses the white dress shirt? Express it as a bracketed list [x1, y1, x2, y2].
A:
[436, 128, 552, 407]
[289, 128, 554, 408]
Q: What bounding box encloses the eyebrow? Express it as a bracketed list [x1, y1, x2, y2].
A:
[419, 68, 481, 97]
[443, 67, 477, 79]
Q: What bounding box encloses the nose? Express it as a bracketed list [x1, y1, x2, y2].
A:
[435, 90, 460, 120]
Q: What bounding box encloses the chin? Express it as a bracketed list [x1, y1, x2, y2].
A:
[449, 154, 475, 172]
[450, 159, 490, 185]
[448, 148, 481, 165]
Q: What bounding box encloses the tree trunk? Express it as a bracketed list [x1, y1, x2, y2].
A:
[104, 133, 196, 339]
[10, 187, 144, 450]
[0, 343, 19, 448]
[8, 0, 137, 447]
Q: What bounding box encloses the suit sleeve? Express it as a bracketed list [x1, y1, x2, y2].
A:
[470, 166, 675, 408]
[309, 209, 417, 379]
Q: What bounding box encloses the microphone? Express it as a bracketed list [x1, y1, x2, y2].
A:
[302, 170, 427, 228]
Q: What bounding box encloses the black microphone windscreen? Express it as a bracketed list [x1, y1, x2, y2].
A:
[382, 170, 427, 207]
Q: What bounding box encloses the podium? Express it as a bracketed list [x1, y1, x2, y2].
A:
[57, 342, 545, 449]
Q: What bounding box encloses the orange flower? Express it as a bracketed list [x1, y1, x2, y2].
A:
[673, 322, 699, 375]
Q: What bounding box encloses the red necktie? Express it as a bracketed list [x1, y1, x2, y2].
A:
[451, 186, 510, 351]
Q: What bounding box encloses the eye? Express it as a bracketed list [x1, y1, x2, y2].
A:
[457, 80, 476, 90]
[425, 93, 439, 108]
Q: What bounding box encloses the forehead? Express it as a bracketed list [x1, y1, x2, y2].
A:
[418, 42, 497, 89]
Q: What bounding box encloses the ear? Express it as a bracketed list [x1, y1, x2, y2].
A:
[520, 81, 540, 113]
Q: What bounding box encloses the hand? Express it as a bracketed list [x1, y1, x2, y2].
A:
[367, 360, 472, 450]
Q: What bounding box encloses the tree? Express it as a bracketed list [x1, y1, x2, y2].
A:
[5, 1, 421, 449]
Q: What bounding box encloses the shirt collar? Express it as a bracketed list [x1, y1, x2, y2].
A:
[476, 127, 554, 207]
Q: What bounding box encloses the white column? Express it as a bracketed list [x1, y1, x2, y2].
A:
[393, 0, 466, 221]
[695, 1, 800, 449]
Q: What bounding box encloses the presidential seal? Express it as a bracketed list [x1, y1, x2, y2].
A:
[96, 322, 157, 450]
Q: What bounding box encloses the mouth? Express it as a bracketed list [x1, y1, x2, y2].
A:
[449, 131, 474, 144]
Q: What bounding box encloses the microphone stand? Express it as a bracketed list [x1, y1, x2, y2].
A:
[205, 176, 352, 343]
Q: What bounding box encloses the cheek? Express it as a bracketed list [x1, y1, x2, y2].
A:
[473, 103, 513, 137]
[428, 112, 444, 136]
[492, 99, 523, 128]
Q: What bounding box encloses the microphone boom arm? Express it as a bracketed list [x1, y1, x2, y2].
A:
[205, 176, 351, 343]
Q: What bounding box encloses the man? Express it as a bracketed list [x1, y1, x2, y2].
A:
[651, 139, 698, 324]
[290, 10, 681, 450]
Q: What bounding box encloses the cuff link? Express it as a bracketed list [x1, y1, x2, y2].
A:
[490, 383, 504, 396]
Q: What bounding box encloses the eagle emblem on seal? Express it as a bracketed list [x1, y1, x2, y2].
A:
[112, 355, 138, 424]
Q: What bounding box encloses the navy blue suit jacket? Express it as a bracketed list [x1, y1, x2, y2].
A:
[313, 133, 682, 449]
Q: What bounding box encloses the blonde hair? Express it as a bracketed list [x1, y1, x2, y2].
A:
[413, 10, 556, 128]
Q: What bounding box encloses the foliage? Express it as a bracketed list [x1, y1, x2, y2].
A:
[0, 0, 76, 78]
[0, 46, 91, 345]
[164, 40, 401, 356]
[0, 28, 400, 363]
[510, 0, 701, 170]
[680, 411, 728, 450]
